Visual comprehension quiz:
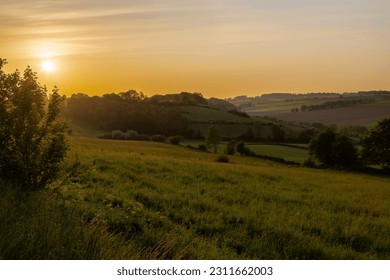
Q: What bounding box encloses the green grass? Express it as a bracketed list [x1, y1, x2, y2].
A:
[0, 180, 139, 259]
[247, 144, 309, 163]
[179, 106, 253, 123]
[2, 137, 390, 259]
[246, 99, 329, 115]
[62, 138, 390, 259]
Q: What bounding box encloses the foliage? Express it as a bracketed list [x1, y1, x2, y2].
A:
[215, 155, 230, 163]
[362, 118, 390, 169]
[308, 128, 358, 168]
[64, 92, 188, 136]
[236, 141, 253, 156]
[0, 58, 68, 190]
[148, 92, 207, 105]
[198, 144, 207, 151]
[225, 140, 237, 155]
[169, 135, 184, 145]
[300, 98, 374, 112]
[205, 125, 221, 153]
[227, 109, 250, 118]
[58, 138, 390, 259]
[151, 135, 166, 142]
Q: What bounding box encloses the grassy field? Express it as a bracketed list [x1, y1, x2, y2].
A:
[245, 99, 329, 116]
[2, 137, 390, 259]
[182, 141, 309, 163]
[246, 99, 390, 126]
[247, 144, 309, 163]
[179, 106, 253, 123]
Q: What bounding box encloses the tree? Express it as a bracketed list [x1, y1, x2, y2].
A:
[0, 58, 68, 190]
[362, 118, 390, 169]
[308, 128, 357, 168]
[225, 140, 236, 155]
[205, 125, 221, 153]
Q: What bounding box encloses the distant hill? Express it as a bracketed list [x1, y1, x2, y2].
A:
[226, 91, 390, 126]
[207, 97, 237, 111]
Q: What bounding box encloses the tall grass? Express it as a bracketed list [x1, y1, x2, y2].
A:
[0, 180, 138, 259]
[2, 137, 389, 259]
[53, 137, 390, 259]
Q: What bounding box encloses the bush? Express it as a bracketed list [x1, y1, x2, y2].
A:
[362, 118, 390, 169]
[198, 144, 207, 151]
[225, 140, 237, 155]
[169, 135, 184, 145]
[215, 155, 230, 163]
[308, 128, 358, 168]
[236, 142, 254, 156]
[151, 135, 166, 142]
[0, 58, 68, 191]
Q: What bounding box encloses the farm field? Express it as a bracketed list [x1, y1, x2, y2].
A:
[244, 99, 330, 116]
[179, 106, 253, 123]
[247, 144, 309, 163]
[182, 141, 309, 164]
[16, 137, 388, 259]
[273, 104, 390, 126]
[244, 100, 390, 126]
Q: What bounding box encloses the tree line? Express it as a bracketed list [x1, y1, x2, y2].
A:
[291, 98, 375, 113]
[63, 91, 194, 136]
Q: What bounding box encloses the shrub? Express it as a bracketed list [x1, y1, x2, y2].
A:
[151, 135, 166, 142]
[215, 155, 230, 163]
[205, 125, 221, 153]
[308, 128, 358, 168]
[0, 58, 68, 191]
[225, 140, 237, 155]
[198, 144, 207, 151]
[362, 118, 390, 169]
[169, 135, 184, 145]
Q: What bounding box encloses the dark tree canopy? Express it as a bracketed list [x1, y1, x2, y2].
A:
[308, 128, 358, 168]
[0, 58, 68, 190]
[63, 92, 188, 136]
[362, 118, 390, 169]
[205, 125, 221, 153]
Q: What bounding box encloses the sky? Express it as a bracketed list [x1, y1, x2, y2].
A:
[1, 0, 389, 98]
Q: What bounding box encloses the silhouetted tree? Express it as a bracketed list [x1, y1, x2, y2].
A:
[308, 128, 357, 168]
[0, 58, 68, 190]
[205, 125, 221, 153]
[362, 118, 390, 169]
[225, 140, 237, 155]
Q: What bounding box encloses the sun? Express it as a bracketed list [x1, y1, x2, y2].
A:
[41, 60, 56, 73]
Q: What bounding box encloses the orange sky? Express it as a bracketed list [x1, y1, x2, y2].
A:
[1, 0, 389, 98]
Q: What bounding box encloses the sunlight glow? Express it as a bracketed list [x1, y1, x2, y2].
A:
[41, 60, 55, 73]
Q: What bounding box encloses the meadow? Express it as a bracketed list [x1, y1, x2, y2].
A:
[2, 137, 388, 260]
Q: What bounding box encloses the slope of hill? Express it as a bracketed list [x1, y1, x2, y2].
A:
[227, 92, 390, 126]
[272, 102, 390, 126]
[52, 138, 390, 259]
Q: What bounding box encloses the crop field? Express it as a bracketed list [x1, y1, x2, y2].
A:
[41, 137, 390, 259]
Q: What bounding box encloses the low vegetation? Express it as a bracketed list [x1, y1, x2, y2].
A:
[1, 59, 389, 260]
[4, 137, 389, 259]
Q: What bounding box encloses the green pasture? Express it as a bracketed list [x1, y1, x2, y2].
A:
[245, 99, 329, 115]
[247, 144, 309, 163]
[179, 106, 252, 123]
[54, 139, 390, 258]
[2, 137, 389, 259]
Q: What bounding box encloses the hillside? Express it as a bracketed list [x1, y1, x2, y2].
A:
[227, 91, 390, 126]
[272, 101, 390, 126]
[6, 137, 388, 259]
[63, 92, 312, 142]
